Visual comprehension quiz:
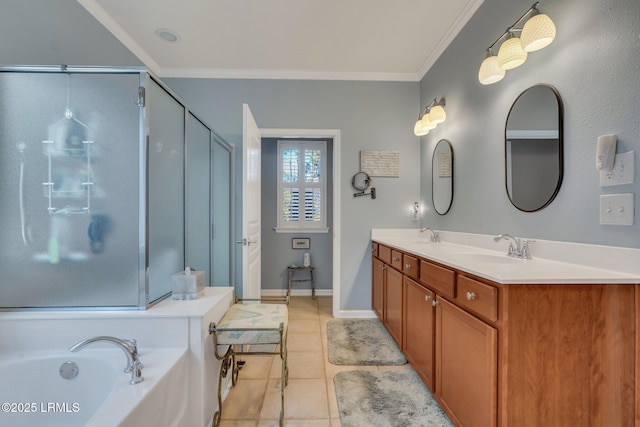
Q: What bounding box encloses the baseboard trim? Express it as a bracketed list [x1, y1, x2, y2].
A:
[335, 309, 377, 319]
[261, 289, 333, 297]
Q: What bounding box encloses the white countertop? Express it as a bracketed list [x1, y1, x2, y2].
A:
[0, 287, 235, 319]
[372, 229, 640, 284]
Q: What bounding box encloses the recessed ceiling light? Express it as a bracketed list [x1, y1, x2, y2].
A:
[155, 28, 179, 42]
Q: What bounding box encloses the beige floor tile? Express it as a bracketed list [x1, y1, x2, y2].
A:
[260, 378, 330, 420]
[220, 420, 258, 427]
[288, 296, 318, 309]
[286, 421, 332, 427]
[258, 420, 331, 427]
[330, 419, 342, 427]
[288, 318, 321, 334]
[288, 307, 320, 321]
[287, 332, 323, 352]
[221, 379, 268, 420]
[237, 355, 275, 379]
[287, 351, 326, 379]
[326, 378, 339, 419]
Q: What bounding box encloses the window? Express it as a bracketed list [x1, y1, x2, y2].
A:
[276, 140, 328, 232]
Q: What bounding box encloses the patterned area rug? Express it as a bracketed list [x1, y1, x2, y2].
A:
[327, 319, 407, 365]
[334, 370, 453, 427]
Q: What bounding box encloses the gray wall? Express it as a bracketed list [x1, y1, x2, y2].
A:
[163, 78, 421, 310]
[419, 0, 640, 249]
[5, 0, 638, 313]
[0, 0, 142, 68]
[261, 138, 333, 295]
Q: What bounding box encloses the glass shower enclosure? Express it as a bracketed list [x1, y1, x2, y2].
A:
[0, 66, 233, 309]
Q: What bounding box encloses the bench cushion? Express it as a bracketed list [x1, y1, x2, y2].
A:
[214, 302, 288, 345]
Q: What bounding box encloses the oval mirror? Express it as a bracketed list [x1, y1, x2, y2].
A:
[505, 84, 563, 212]
[432, 139, 453, 215]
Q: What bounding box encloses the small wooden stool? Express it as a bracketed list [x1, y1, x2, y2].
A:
[209, 300, 289, 426]
[287, 266, 316, 299]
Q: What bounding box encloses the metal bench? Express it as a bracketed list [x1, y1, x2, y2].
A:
[209, 298, 289, 426]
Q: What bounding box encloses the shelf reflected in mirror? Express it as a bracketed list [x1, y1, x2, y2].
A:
[432, 139, 454, 215]
[505, 84, 563, 212]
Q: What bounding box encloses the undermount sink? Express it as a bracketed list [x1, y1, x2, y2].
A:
[447, 252, 526, 265]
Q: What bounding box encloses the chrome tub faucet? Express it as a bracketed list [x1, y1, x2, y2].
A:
[69, 336, 144, 384]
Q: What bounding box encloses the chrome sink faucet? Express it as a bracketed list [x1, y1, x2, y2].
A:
[493, 234, 534, 259]
[420, 227, 440, 243]
[69, 336, 144, 384]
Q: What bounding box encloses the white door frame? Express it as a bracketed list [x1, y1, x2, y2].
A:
[261, 128, 341, 318]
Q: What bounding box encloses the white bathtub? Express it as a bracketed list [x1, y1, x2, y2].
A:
[0, 347, 188, 427]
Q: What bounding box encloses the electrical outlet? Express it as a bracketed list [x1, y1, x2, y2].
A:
[600, 193, 634, 225]
[600, 151, 635, 186]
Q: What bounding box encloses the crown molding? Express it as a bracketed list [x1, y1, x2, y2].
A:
[157, 67, 420, 82]
[417, 0, 485, 80]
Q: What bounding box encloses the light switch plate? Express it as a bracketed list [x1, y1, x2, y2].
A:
[600, 151, 635, 186]
[600, 193, 634, 225]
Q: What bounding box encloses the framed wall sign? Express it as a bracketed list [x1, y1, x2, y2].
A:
[292, 238, 310, 249]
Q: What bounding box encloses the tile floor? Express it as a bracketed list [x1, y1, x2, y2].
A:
[218, 296, 411, 427]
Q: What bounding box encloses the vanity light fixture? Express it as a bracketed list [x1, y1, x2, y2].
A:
[478, 2, 556, 85]
[413, 98, 446, 136]
[497, 32, 528, 70]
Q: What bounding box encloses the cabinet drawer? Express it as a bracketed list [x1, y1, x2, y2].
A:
[420, 260, 455, 298]
[371, 242, 379, 258]
[403, 254, 419, 280]
[378, 245, 391, 264]
[456, 275, 498, 322]
[391, 250, 403, 271]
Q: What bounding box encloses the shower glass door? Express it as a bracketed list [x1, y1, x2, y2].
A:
[0, 70, 142, 308]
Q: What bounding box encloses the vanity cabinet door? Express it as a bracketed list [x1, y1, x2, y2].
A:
[384, 266, 403, 348]
[372, 257, 385, 321]
[403, 276, 435, 392]
[436, 297, 497, 427]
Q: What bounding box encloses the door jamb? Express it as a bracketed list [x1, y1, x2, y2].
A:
[260, 128, 341, 318]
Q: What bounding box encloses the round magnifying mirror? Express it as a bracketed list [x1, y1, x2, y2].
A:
[352, 172, 371, 191]
[505, 84, 563, 212]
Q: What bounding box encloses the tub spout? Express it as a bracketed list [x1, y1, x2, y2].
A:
[69, 336, 144, 384]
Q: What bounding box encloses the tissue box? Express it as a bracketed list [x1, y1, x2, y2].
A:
[172, 270, 205, 300]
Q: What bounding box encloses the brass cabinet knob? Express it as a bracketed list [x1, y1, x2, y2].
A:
[466, 292, 477, 300]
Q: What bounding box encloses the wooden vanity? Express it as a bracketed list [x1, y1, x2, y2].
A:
[372, 240, 638, 427]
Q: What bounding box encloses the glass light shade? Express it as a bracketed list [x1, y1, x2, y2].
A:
[497, 36, 528, 70]
[429, 105, 446, 124]
[414, 119, 429, 136]
[521, 13, 556, 52]
[478, 55, 505, 85]
[420, 113, 437, 130]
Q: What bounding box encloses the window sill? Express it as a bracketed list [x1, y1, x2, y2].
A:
[274, 227, 330, 234]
